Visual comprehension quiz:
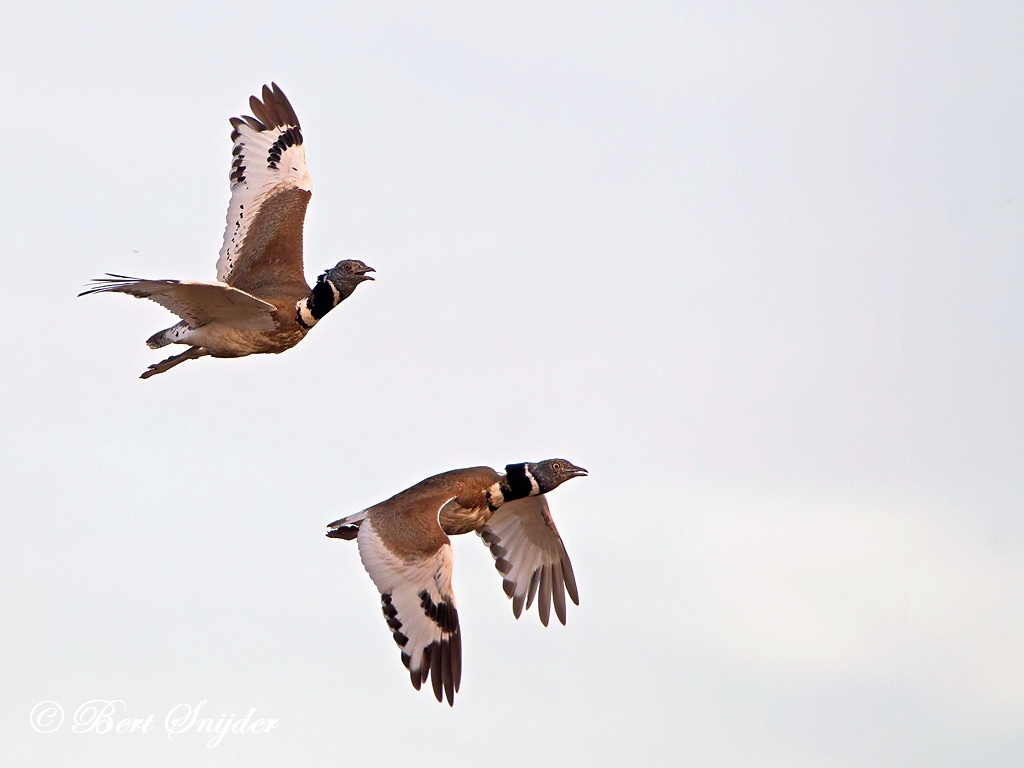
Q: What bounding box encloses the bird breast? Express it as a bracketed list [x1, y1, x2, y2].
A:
[189, 321, 305, 357]
[439, 504, 493, 536]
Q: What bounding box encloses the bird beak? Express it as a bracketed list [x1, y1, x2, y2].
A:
[570, 466, 588, 478]
[357, 266, 375, 281]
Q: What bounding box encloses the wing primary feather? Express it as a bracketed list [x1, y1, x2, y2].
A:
[515, 547, 543, 609]
[512, 590, 526, 619]
[271, 82, 300, 125]
[409, 664, 421, 691]
[441, 639, 454, 706]
[552, 563, 567, 625]
[451, 630, 462, 692]
[430, 643, 443, 703]
[263, 85, 282, 124]
[525, 568, 541, 611]
[242, 115, 266, 131]
[421, 645, 432, 687]
[538, 565, 552, 627]
[560, 548, 580, 605]
[248, 94, 274, 128]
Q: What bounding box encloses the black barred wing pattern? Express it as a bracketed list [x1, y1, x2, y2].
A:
[357, 518, 462, 705]
[216, 83, 312, 293]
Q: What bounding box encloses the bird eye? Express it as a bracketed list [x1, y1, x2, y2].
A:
[552, 462, 562, 471]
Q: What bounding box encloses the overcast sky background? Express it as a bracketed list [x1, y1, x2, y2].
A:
[1, 1, 1022, 765]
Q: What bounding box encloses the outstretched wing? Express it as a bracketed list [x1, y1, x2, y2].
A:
[477, 495, 579, 626]
[217, 83, 312, 297]
[357, 512, 462, 706]
[80, 275, 276, 330]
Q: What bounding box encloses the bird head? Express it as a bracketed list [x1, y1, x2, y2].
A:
[324, 260, 375, 301]
[522, 459, 588, 494]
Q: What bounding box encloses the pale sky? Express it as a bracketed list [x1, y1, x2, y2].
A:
[2, 1, 1023, 765]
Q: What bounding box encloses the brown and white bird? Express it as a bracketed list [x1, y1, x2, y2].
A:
[81, 83, 374, 379]
[326, 459, 588, 706]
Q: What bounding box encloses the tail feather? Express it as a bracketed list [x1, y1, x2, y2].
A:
[327, 509, 369, 540]
[146, 321, 189, 349]
[326, 525, 360, 540]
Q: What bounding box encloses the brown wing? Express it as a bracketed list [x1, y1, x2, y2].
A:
[477, 495, 579, 626]
[217, 83, 313, 300]
[79, 275, 276, 330]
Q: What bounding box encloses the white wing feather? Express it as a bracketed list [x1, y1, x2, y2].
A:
[216, 85, 312, 283]
[357, 517, 462, 704]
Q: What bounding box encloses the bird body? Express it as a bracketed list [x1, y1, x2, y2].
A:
[327, 459, 587, 705]
[82, 84, 373, 378]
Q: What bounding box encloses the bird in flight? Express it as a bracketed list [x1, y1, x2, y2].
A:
[327, 458, 588, 705]
[81, 83, 374, 379]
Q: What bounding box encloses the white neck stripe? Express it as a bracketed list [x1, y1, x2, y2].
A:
[297, 299, 317, 328]
[524, 466, 541, 496]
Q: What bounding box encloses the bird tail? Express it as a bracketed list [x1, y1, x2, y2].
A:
[146, 321, 189, 349]
[326, 509, 369, 540]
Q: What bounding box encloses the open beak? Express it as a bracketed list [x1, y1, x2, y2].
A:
[358, 266, 376, 281]
[570, 466, 589, 478]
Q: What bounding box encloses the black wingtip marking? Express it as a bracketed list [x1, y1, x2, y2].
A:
[416, 637, 458, 705]
[451, 628, 462, 692]
[386, 590, 462, 703]
[242, 115, 266, 132]
[269, 82, 301, 127]
[430, 642, 443, 702]
[512, 591, 525, 619]
[440, 638, 454, 706]
[479, 528, 499, 545]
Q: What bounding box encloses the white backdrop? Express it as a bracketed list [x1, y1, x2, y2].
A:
[1, 1, 1022, 765]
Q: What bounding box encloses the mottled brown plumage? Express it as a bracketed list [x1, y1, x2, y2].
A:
[227, 187, 312, 303]
[81, 83, 373, 378]
[327, 459, 587, 705]
[371, 467, 500, 552]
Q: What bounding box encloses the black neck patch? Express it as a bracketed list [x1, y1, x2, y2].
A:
[504, 463, 534, 501]
[309, 277, 338, 320]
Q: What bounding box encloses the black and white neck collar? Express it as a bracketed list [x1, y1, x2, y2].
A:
[504, 463, 540, 501]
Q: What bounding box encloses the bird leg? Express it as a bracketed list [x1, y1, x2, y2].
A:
[140, 346, 210, 379]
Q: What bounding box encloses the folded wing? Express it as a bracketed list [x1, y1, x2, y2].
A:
[217, 83, 313, 296]
[79, 275, 276, 330]
[477, 495, 579, 626]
